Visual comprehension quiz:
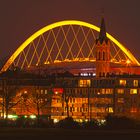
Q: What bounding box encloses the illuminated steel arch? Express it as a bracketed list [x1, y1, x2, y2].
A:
[1, 20, 140, 72]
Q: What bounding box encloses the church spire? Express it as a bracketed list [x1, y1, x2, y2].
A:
[97, 17, 108, 44]
[95, 17, 110, 77]
[99, 18, 106, 39]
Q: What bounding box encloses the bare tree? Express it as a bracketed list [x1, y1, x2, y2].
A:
[63, 89, 75, 118]
[0, 79, 21, 124]
[22, 87, 52, 127]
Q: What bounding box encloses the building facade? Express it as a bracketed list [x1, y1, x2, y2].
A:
[0, 74, 140, 122]
[0, 18, 140, 122]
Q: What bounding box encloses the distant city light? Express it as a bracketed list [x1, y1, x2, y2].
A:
[53, 88, 63, 94]
[24, 90, 27, 94]
[85, 119, 88, 122]
[30, 115, 36, 119]
[93, 73, 96, 76]
[54, 119, 59, 123]
[4, 114, 18, 119]
[80, 73, 96, 76]
[24, 115, 28, 118]
[97, 119, 106, 126]
[126, 59, 131, 65]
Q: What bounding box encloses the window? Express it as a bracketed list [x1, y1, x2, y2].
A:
[53, 88, 63, 94]
[69, 98, 72, 103]
[75, 88, 78, 94]
[24, 90, 27, 94]
[79, 79, 91, 87]
[130, 107, 137, 113]
[70, 107, 72, 112]
[117, 89, 124, 94]
[41, 90, 43, 94]
[103, 51, 105, 60]
[83, 98, 87, 103]
[73, 107, 75, 112]
[118, 108, 124, 113]
[83, 108, 86, 112]
[119, 80, 126, 86]
[0, 81, 2, 90]
[77, 107, 79, 112]
[133, 80, 138, 87]
[100, 89, 113, 94]
[117, 98, 124, 103]
[105, 107, 113, 113]
[73, 98, 75, 103]
[77, 98, 82, 103]
[45, 90, 47, 94]
[108, 107, 113, 113]
[106, 89, 113, 94]
[130, 89, 137, 94]
[98, 51, 101, 60]
[101, 89, 105, 94]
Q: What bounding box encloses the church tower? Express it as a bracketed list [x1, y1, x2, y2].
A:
[95, 18, 110, 77]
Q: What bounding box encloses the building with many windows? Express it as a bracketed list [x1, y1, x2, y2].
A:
[1, 72, 140, 122]
[0, 18, 140, 122]
[50, 75, 140, 121]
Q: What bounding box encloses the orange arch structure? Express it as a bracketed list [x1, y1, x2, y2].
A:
[1, 20, 140, 72]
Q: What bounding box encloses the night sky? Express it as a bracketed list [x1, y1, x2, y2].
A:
[0, 0, 140, 62]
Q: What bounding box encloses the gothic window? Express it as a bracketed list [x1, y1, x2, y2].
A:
[103, 51, 105, 60]
[98, 51, 101, 60]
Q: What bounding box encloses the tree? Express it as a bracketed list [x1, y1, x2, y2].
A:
[62, 80, 74, 118]
[0, 79, 21, 125]
[22, 87, 52, 127]
[64, 93, 70, 118]
[63, 89, 75, 118]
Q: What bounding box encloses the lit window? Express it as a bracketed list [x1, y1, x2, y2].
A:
[41, 90, 43, 94]
[77, 107, 79, 112]
[98, 108, 105, 113]
[119, 80, 126, 86]
[73, 98, 75, 103]
[69, 98, 72, 103]
[130, 89, 137, 94]
[24, 90, 27, 94]
[117, 98, 124, 103]
[100, 89, 113, 94]
[117, 89, 124, 94]
[130, 107, 137, 113]
[79, 79, 91, 87]
[106, 89, 113, 94]
[73, 107, 75, 112]
[133, 80, 138, 87]
[108, 107, 113, 113]
[80, 107, 82, 112]
[101, 89, 105, 94]
[45, 90, 47, 94]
